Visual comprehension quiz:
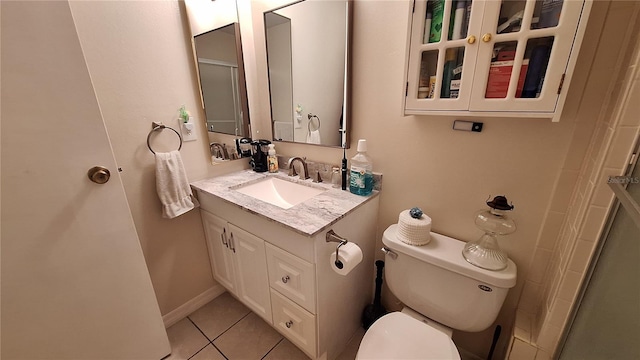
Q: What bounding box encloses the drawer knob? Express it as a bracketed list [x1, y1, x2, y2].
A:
[286, 320, 293, 328]
[467, 35, 476, 44]
[282, 275, 290, 283]
[482, 33, 492, 42]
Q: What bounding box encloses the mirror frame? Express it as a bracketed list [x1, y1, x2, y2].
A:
[264, 0, 352, 149]
[193, 22, 251, 138]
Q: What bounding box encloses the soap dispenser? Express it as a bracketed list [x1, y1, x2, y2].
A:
[267, 144, 278, 173]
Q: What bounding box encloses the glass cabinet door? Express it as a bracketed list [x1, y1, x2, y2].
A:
[470, 0, 585, 112]
[406, 0, 483, 111]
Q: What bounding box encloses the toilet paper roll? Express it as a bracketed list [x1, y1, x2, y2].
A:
[330, 242, 363, 276]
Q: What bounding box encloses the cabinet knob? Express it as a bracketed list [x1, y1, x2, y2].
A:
[467, 35, 476, 44]
[282, 275, 290, 283]
[482, 33, 492, 42]
[286, 320, 293, 328]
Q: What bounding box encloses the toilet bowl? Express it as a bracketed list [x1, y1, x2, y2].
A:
[356, 310, 460, 360]
[356, 224, 517, 359]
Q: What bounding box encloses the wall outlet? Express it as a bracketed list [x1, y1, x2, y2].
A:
[179, 117, 197, 142]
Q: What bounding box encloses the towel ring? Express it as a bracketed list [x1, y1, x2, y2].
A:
[147, 122, 182, 154]
[308, 114, 320, 132]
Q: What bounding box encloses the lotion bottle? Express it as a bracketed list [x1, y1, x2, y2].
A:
[267, 144, 279, 173]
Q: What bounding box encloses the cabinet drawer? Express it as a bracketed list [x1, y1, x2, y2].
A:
[265, 243, 316, 314]
[270, 289, 316, 358]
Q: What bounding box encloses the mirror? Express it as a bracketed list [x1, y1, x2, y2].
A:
[194, 23, 250, 137]
[264, 0, 351, 148]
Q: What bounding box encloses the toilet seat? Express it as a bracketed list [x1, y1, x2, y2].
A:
[356, 312, 461, 360]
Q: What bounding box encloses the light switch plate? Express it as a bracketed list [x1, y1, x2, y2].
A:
[178, 117, 197, 142]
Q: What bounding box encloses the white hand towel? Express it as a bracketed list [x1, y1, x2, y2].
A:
[155, 150, 199, 219]
[306, 129, 321, 144]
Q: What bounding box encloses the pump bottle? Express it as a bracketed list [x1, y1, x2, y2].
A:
[267, 144, 279, 173]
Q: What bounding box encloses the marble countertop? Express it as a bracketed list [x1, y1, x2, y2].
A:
[191, 170, 378, 237]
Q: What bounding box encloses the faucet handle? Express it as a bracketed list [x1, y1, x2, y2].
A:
[313, 171, 323, 183]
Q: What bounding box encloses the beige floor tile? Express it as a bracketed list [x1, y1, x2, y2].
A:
[213, 312, 283, 359]
[336, 327, 365, 360]
[190, 344, 226, 360]
[164, 318, 210, 360]
[264, 339, 311, 360]
[189, 292, 251, 340]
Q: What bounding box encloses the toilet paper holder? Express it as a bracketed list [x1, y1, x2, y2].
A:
[326, 229, 348, 269]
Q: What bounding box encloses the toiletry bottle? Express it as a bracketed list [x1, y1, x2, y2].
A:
[349, 139, 373, 196]
[332, 166, 341, 188]
[267, 144, 279, 173]
[423, 8, 432, 44]
[450, 0, 466, 40]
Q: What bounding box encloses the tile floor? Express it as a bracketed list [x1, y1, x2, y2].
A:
[164, 292, 364, 360]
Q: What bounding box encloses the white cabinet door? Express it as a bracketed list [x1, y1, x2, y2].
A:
[201, 210, 236, 294]
[405, 0, 485, 111]
[469, 0, 586, 113]
[228, 224, 273, 323]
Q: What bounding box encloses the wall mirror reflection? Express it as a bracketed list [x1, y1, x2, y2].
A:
[194, 23, 251, 138]
[264, 0, 351, 148]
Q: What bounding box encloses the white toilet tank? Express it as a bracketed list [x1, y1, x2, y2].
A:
[382, 224, 517, 332]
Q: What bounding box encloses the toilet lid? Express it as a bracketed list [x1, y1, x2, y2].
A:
[357, 312, 461, 360]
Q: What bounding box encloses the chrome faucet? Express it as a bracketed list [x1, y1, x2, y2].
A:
[287, 157, 310, 180]
[210, 143, 229, 160]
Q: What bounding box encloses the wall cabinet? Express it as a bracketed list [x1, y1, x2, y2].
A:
[403, 0, 592, 121]
[197, 190, 379, 360]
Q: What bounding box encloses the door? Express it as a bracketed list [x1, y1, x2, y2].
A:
[469, 0, 586, 112]
[201, 211, 236, 293]
[228, 224, 273, 323]
[1, 1, 170, 359]
[558, 159, 640, 359]
[405, 0, 485, 111]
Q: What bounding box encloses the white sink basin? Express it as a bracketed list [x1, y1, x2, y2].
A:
[232, 176, 326, 209]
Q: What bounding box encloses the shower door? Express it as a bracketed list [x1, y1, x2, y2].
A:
[199, 59, 244, 135]
[558, 156, 640, 359]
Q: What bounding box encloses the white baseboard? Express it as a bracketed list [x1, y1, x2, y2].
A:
[162, 284, 226, 328]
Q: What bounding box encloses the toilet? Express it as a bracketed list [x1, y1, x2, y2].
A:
[356, 224, 517, 359]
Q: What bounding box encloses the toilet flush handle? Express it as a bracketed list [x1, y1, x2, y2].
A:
[381, 247, 397, 260]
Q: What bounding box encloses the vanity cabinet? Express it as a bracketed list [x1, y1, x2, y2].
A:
[195, 184, 379, 360]
[403, 0, 592, 121]
[200, 211, 272, 323]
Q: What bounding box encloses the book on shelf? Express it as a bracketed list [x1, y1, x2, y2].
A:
[485, 59, 529, 98]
